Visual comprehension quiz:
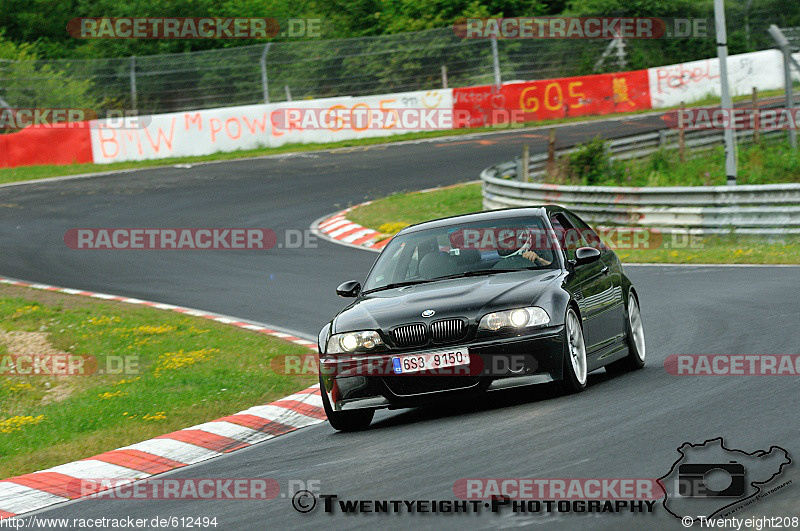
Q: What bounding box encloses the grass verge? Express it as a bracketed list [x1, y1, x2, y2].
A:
[0, 284, 314, 479]
[0, 89, 788, 186]
[346, 183, 800, 264]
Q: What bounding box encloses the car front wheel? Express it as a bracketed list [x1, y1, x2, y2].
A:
[606, 291, 646, 374]
[319, 375, 374, 431]
[560, 307, 588, 393]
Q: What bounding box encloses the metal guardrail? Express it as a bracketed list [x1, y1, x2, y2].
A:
[481, 119, 800, 234]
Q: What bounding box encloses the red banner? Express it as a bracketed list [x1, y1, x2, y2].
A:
[453, 69, 651, 128]
[0, 125, 92, 168]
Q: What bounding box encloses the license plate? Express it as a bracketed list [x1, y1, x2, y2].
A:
[392, 348, 470, 374]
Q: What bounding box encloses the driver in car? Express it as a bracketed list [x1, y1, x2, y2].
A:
[493, 228, 553, 268]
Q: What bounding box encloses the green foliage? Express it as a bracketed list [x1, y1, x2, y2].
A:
[549, 136, 622, 185]
[0, 33, 98, 117]
[545, 139, 800, 187]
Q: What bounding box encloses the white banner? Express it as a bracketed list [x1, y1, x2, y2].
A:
[647, 50, 786, 109]
[89, 89, 453, 164]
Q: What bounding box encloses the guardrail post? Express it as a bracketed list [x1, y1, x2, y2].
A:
[130, 56, 138, 112]
[521, 144, 529, 182]
[547, 129, 556, 174]
[260, 43, 271, 104]
[715, 0, 738, 185]
[658, 129, 667, 148]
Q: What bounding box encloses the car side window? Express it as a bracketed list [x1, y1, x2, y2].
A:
[550, 213, 584, 261]
[565, 212, 607, 253]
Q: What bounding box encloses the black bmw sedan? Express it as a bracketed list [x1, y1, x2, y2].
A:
[318, 206, 646, 431]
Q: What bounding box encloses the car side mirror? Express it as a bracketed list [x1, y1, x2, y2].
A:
[574, 247, 602, 267]
[336, 280, 361, 298]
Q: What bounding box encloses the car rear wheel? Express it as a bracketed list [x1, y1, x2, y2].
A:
[606, 291, 646, 374]
[560, 307, 588, 393]
[319, 375, 374, 431]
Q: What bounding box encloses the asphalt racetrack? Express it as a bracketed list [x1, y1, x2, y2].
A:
[2, 112, 799, 528]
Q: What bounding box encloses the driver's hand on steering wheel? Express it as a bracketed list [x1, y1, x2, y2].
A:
[522, 251, 552, 266]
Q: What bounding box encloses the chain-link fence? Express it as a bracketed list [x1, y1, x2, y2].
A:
[0, 6, 797, 116]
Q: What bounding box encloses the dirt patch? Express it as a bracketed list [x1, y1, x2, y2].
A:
[0, 329, 76, 403]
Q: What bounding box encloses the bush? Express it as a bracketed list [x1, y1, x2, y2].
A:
[547, 136, 622, 185]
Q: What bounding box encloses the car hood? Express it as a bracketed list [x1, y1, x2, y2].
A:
[333, 270, 561, 333]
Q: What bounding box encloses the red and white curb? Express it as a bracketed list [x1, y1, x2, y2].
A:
[0, 276, 326, 520]
[312, 204, 390, 252]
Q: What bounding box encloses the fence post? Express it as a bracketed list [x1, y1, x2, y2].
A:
[678, 101, 685, 162]
[260, 43, 271, 104]
[547, 129, 556, 173]
[752, 87, 760, 145]
[284, 85, 292, 102]
[130, 56, 138, 112]
[615, 37, 627, 71]
[768, 24, 797, 150]
[521, 144, 529, 182]
[441, 65, 448, 89]
[490, 36, 501, 89]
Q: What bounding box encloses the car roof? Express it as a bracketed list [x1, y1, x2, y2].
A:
[398, 206, 555, 234]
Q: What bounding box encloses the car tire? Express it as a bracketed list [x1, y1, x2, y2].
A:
[606, 291, 646, 374]
[319, 375, 374, 431]
[559, 307, 588, 393]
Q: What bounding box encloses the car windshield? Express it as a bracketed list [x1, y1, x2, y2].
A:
[363, 215, 558, 292]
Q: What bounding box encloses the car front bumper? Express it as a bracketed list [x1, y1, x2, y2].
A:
[319, 326, 565, 411]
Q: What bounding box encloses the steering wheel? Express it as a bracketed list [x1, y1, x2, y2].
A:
[500, 229, 533, 259]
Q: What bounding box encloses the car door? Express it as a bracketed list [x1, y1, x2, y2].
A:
[564, 212, 626, 346]
[550, 212, 614, 353]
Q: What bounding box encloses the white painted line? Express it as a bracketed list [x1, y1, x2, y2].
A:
[88, 293, 118, 300]
[121, 439, 221, 465]
[341, 229, 376, 243]
[240, 405, 323, 428]
[184, 422, 266, 444]
[327, 223, 363, 238]
[0, 482, 69, 514]
[44, 461, 148, 481]
[322, 220, 354, 234]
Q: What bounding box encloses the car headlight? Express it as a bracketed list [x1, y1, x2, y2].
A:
[478, 307, 550, 331]
[326, 330, 384, 353]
